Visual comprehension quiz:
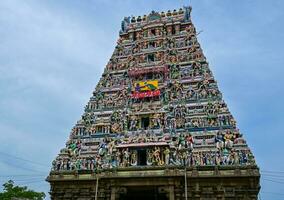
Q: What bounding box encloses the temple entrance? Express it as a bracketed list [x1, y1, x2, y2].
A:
[141, 117, 150, 129]
[137, 149, 147, 166]
[119, 187, 168, 200]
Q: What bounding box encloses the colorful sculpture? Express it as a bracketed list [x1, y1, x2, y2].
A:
[51, 7, 256, 172]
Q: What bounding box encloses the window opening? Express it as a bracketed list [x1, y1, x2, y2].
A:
[151, 29, 156, 36]
[149, 41, 155, 48]
[148, 54, 155, 62]
[141, 117, 150, 129]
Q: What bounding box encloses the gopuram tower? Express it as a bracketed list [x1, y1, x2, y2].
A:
[47, 6, 260, 200]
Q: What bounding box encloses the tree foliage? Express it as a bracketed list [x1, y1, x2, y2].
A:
[0, 180, 45, 200]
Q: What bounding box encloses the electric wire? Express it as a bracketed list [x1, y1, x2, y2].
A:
[261, 170, 284, 174]
[262, 173, 284, 178]
[261, 191, 284, 196]
[262, 178, 284, 184]
[0, 177, 46, 182]
[0, 151, 48, 168]
[15, 179, 47, 185]
[0, 174, 46, 177]
[0, 161, 47, 174]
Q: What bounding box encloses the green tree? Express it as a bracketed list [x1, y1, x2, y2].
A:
[0, 180, 45, 200]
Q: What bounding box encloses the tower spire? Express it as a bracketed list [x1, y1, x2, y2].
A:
[48, 6, 260, 200]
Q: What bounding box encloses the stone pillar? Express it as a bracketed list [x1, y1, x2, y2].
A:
[169, 186, 175, 200]
[111, 187, 116, 200]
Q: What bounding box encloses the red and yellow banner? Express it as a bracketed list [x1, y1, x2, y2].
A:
[134, 80, 158, 92]
[131, 90, 161, 99]
[131, 80, 160, 99]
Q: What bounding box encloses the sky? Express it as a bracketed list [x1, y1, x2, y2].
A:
[0, 0, 283, 199]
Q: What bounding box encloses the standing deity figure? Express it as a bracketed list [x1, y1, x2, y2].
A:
[153, 147, 163, 166]
[183, 6, 192, 22]
[152, 114, 161, 129]
[186, 134, 194, 150]
[121, 17, 130, 33]
[123, 148, 130, 167]
[116, 150, 122, 167]
[181, 151, 188, 166]
[163, 147, 170, 165]
[178, 133, 186, 150]
[147, 149, 154, 166]
[52, 159, 57, 171]
[130, 116, 138, 131]
[169, 118, 177, 135]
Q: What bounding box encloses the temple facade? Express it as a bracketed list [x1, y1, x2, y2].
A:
[47, 6, 260, 200]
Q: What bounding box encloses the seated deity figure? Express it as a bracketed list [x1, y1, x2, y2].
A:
[224, 130, 234, 149]
[152, 114, 161, 129]
[192, 118, 199, 127]
[215, 131, 224, 149]
[247, 151, 255, 165]
[170, 150, 181, 166]
[130, 151, 137, 166]
[98, 143, 107, 157]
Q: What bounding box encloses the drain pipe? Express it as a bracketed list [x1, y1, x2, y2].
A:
[184, 167, 188, 200]
[95, 175, 99, 200]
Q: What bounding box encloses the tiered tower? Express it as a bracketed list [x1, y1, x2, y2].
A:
[47, 6, 260, 200]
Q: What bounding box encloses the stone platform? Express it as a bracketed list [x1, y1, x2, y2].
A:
[47, 166, 260, 200]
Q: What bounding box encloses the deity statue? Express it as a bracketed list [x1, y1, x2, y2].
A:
[123, 148, 130, 167]
[224, 131, 234, 149]
[153, 147, 163, 166]
[130, 151, 138, 166]
[147, 149, 154, 166]
[129, 116, 138, 131]
[121, 17, 130, 33]
[186, 134, 194, 150]
[215, 131, 224, 149]
[183, 6, 192, 22]
[163, 147, 170, 165]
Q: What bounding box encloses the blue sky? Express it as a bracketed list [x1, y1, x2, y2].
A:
[0, 0, 283, 199]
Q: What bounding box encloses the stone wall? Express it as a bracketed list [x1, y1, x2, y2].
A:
[48, 166, 260, 200]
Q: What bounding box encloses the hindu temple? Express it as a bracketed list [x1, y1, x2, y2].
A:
[47, 5, 260, 200]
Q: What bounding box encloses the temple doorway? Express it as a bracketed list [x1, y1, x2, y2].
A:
[137, 149, 147, 166]
[119, 187, 168, 200]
